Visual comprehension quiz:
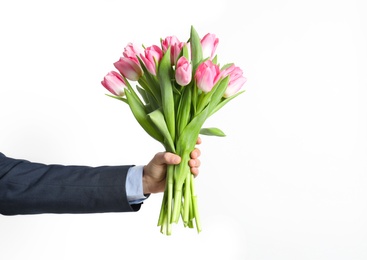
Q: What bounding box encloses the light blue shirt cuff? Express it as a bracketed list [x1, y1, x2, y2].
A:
[126, 165, 148, 205]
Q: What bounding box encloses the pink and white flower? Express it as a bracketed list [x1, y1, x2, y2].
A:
[201, 33, 219, 60]
[140, 45, 163, 75]
[101, 71, 127, 96]
[195, 60, 221, 93]
[114, 56, 143, 81]
[175, 56, 192, 86]
[221, 64, 247, 98]
[162, 35, 185, 65]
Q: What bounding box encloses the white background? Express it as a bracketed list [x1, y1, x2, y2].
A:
[1, 0, 366, 259]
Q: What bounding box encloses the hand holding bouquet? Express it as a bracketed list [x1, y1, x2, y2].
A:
[102, 26, 246, 235]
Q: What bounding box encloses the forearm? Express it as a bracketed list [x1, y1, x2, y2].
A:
[0, 153, 141, 215]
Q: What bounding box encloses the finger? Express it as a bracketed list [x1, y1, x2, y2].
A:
[196, 136, 202, 145]
[189, 157, 201, 168]
[190, 167, 199, 176]
[190, 148, 201, 159]
[161, 152, 181, 165]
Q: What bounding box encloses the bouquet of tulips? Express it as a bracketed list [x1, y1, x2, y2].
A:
[101, 26, 246, 235]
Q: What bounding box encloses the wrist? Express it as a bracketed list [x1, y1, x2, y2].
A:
[142, 165, 150, 194]
[142, 165, 165, 194]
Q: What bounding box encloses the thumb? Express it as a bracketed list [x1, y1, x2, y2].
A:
[160, 152, 181, 165]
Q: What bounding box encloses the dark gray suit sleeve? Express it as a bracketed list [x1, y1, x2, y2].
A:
[0, 152, 142, 215]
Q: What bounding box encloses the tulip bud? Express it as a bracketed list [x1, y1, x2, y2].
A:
[221, 65, 247, 98]
[195, 60, 221, 93]
[123, 42, 143, 63]
[162, 36, 185, 65]
[114, 57, 143, 81]
[101, 71, 127, 96]
[175, 57, 192, 86]
[201, 33, 219, 60]
[140, 45, 163, 75]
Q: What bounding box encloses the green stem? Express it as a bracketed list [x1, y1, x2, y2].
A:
[167, 165, 174, 224]
[189, 188, 194, 221]
[172, 188, 182, 223]
[190, 174, 201, 233]
[183, 172, 191, 224]
[158, 164, 174, 235]
[160, 210, 168, 234]
[166, 165, 174, 235]
[157, 189, 166, 226]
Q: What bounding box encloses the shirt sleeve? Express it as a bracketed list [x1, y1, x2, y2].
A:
[126, 165, 148, 204]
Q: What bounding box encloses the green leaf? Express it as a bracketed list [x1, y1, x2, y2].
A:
[137, 57, 161, 104]
[177, 105, 209, 155]
[182, 43, 190, 61]
[136, 85, 148, 103]
[196, 75, 230, 115]
[137, 77, 161, 111]
[221, 63, 234, 70]
[200, 127, 226, 137]
[105, 94, 128, 104]
[136, 85, 159, 112]
[174, 107, 209, 187]
[157, 47, 176, 141]
[207, 76, 230, 114]
[125, 89, 164, 143]
[147, 109, 175, 152]
[190, 26, 203, 70]
[209, 90, 246, 117]
[176, 84, 192, 137]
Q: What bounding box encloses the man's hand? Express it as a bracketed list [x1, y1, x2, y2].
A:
[142, 138, 202, 194]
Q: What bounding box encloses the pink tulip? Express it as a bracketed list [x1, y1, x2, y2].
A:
[140, 45, 163, 75]
[175, 56, 192, 86]
[201, 33, 219, 60]
[114, 56, 143, 81]
[221, 64, 247, 98]
[194, 60, 221, 93]
[101, 71, 127, 96]
[162, 36, 185, 65]
[123, 42, 143, 63]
